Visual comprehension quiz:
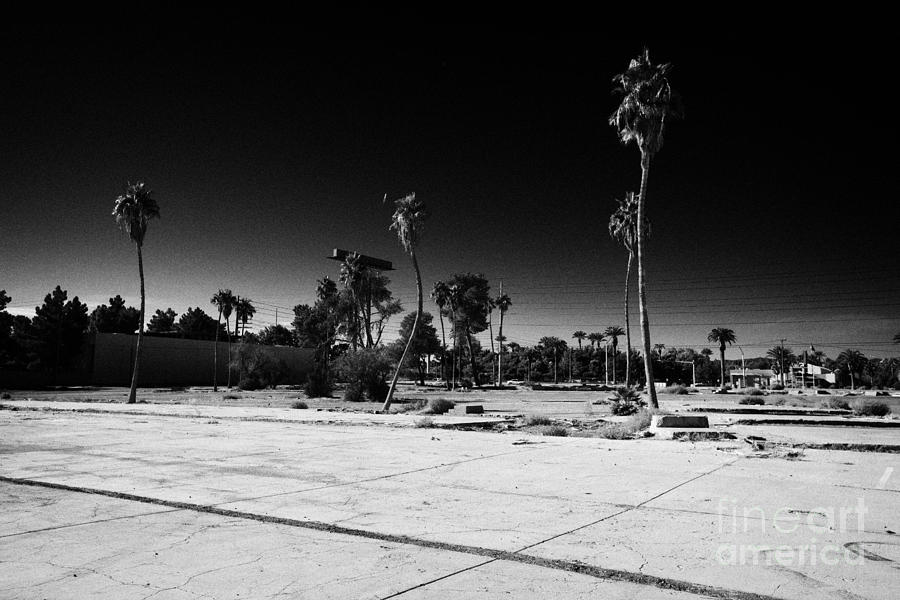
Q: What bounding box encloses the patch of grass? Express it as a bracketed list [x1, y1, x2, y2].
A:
[290, 400, 308, 409]
[420, 398, 455, 415]
[767, 397, 787, 406]
[738, 396, 765, 405]
[414, 417, 434, 428]
[851, 399, 891, 417]
[819, 397, 850, 410]
[525, 415, 553, 426]
[541, 425, 569, 437]
[223, 393, 242, 400]
[593, 409, 653, 440]
[661, 385, 689, 395]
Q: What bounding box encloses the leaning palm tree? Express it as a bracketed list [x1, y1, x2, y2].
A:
[707, 328, 736, 389]
[112, 182, 160, 404]
[572, 331, 587, 351]
[609, 191, 646, 387]
[383, 193, 427, 412]
[610, 47, 681, 409]
[495, 290, 511, 387]
[603, 325, 626, 384]
[210, 288, 234, 392]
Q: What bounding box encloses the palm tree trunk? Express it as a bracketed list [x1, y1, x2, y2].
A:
[383, 249, 422, 411]
[213, 310, 221, 392]
[226, 317, 232, 389]
[611, 341, 618, 385]
[624, 251, 633, 387]
[127, 244, 145, 404]
[438, 311, 447, 387]
[637, 151, 658, 408]
[719, 345, 726, 389]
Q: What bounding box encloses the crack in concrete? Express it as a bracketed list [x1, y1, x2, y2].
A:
[1, 475, 789, 600]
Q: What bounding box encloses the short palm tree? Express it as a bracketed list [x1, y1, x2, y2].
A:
[112, 182, 160, 404]
[610, 47, 681, 409]
[210, 288, 235, 391]
[383, 193, 427, 411]
[235, 297, 256, 337]
[587, 332, 605, 350]
[609, 191, 645, 387]
[603, 326, 626, 384]
[837, 349, 867, 390]
[572, 330, 587, 350]
[707, 328, 736, 389]
[495, 290, 511, 387]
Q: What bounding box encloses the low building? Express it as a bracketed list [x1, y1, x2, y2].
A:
[729, 368, 776, 388]
[790, 362, 836, 386]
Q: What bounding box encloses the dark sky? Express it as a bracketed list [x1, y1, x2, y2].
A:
[1, 27, 897, 358]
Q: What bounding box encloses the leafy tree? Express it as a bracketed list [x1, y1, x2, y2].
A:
[391, 311, 440, 385]
[210, 289, 236, 391]
[603, 325, 626, 384]
[30, 286, 89, 377]
[766, 345, 796, 386]
[176, 307, 225, 340]
[609, 190, 646, 386]
[293, 277, 342, 397]
[335, 347, 392, 402]
[257, 324, 296, 346]
[384, 192, 427, 411]
[442, 273, 491, 389]
[494, 290, 511, 387]
[538, 336, 568, 384]
[837, 349, 867, 390]
[0, 290, 23, 368]
[147, 308, 178, 333]
[0, 290, 10, 312]
[572, 330, 587, 350]
[112, 181, 160, 403]
[707, 328, 736, 389]
[89, 295, 140, 334]
[610, 48, 681, 409]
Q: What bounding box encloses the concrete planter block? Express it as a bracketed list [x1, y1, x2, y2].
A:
[652, 414, 709, 428]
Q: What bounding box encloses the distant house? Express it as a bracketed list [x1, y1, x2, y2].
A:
[730, 369, 776, 388]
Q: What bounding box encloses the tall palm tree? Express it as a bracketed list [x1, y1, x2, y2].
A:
[234, 297, 256, 337]
[222, 292, 237, 388]
[837, 349, 867, 390]
[112, 182, 160, 404]
[707, 328, 736, 389]
[572, 330, 587, 350]
[486, 297, 497, 356]
[587, 332, 605, 351]
[383, 193, 427, 411]
[603, 326, 625, 384]
[431, 280, 450, 385]
[609, 191, 645, 387]
[495, 290, 511, 387]
[210, 288, 234, 391]
[610, 47, 681, 409]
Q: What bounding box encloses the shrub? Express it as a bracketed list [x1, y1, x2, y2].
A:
[223, 392, 242, 400]
[0, 392, 10, 400]
[391, 399, 427, 413]
[662, 385, 689, 395]
[334, 348, 391, 402]
[525, 415, 553, 426]
[542, 425, 569, 437]
[414, 417, 434, 428]
[739, 388, 766, 396]
[421, 398, 455, 415]
[291, 400, 308, 409]
[609, 387, 645, 416]
[819, 397, 850, 410]
[739, 396, 765, 405]
[771, 383, 785, 390]
[232, 344, 288, 389]
[851, 399, 891, 417]
[304, 372, 333, 398]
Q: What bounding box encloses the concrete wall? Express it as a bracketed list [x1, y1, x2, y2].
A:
[91, 333, 313, 387]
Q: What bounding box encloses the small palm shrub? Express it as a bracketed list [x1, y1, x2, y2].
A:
[610, 387, 646, 415]
[738, 396, 765, 405]
[291, 400, 308, 409]
[851, 399, 891, 417]
[421, 398, 455, 415]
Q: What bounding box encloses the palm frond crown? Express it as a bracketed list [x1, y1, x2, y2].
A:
[112, 182, 160, 246]
[389, 193, 427, 254]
